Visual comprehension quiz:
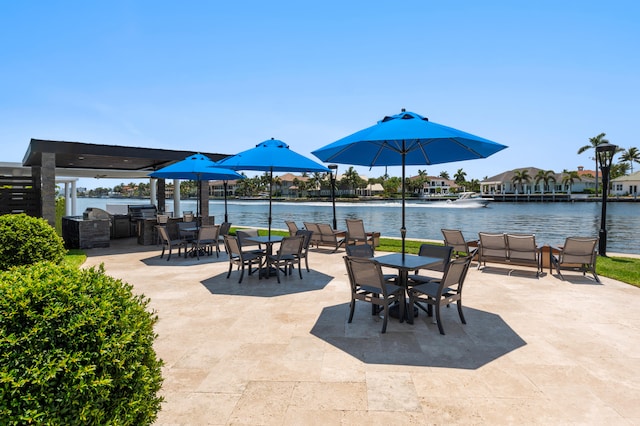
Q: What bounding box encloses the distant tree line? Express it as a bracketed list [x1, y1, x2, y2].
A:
[77, 134, 639, 199]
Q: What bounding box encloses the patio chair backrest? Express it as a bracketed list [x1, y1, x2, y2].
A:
[417, 243, 454, 273]
[561, 237, 598, 264]
[198, 225, 219, 242]
[317, 223, 335, 236]
[303, 222, 320, 234]
[344, 256, 386, 295]
[278, 235, 303, 257]
[506, 233, 538, 261]
[177, 222, 197, 240]
[345, 219, 367, 240]
[295, 230, 313, 252]
[285, 221, 299, 236]
[236, 229, 260, 249]
[200, 216, 215, 226]
[441, 255, 473, 294]
[478, 232, 507, 258]
[219, 222, 232, 236]
[441, 229, 470, 253]
[158, 225, 171, 243]
[156, 214, 169, 224]
[345, 244, 374, 258]
[223, 235, 242, 258]
[183, 213, 194, 222]
[303, 222, 321, 243]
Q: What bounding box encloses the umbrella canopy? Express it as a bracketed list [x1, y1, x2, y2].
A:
[150, 153, 244, 219]
[312, 110, 508, 257]
[218, 138, 330, 237]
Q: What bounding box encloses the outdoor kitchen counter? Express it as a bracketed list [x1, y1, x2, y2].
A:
[62, 216, 110, 249]
[136, 217, 183, 246]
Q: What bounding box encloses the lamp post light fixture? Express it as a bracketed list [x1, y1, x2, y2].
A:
[596, 142, 617, 257]
[328, 164, 338, 230]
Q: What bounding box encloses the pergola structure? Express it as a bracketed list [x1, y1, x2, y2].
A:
[6, 139, 228, 225]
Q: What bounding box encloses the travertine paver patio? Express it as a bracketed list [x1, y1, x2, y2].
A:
[83, 238, 640, 425]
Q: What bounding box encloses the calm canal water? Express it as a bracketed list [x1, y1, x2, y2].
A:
[77, 198, 640, 255]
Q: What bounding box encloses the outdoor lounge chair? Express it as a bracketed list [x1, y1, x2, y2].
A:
[345, 244, 397, 283]
[316, 222, 346, 252]
[267, 235, 304, 283]
[551, 236, 599, 282]
[303, 222, 322, 247]
[343, 256, 406, 333]
[200, 215, 215, 226]
[236, 229, 264, 255]
[158, 226, 187, 260]
[218, 222, 232, 252]
[223, 235, 264, 283]
[177, 221, 197, 242]
[407, 255, 473, 335]
[506, 233, 542, 277]
[295, 229, 313, 272]
[477, 232, 508, 270]
[407, 243, 454, 285]
[441, 229, 478, 257]
[345, 219, 380, 248]
[285, 220, 299, 236]
[154, 214, 169, 245]
[191, 225, 220, 259]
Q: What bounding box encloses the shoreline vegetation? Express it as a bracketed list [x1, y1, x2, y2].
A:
[79, 195, 640, 203]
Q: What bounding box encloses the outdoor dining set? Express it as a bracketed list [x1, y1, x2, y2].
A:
[146, 109, 601, 336]
[154, 207, 600, 336]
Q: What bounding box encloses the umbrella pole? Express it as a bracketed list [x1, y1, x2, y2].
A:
[268, 169, 273, 238]
[196, 177, 201, 229]
[401, 142, 406, 259]
[223, 181, 229, 223]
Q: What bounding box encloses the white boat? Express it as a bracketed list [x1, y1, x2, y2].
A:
[447, 192, 491, 207]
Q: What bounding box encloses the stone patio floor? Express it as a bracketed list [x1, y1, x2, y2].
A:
[82, 238, 640, 425]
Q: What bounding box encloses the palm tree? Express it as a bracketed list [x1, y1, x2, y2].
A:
[534, 169, 556, 193]
[511, 169, 531, 194]
[611, 162, 630, 180]
[620, 147, 640, 173]
[454, 168, 467, 185]
[439, 171, 450, 180]
[561, 169, 581, 194]
[272, 176, 282, 197]
[309, 172, 323, 196]
[383, 176, 401, 197]
[578, 132, 608, 197]
[343, 166, 361, 193]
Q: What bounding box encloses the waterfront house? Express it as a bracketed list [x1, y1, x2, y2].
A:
[611, 171, 640, 196]
[356, 182, 384, 196]
[209, 179, 241, 198]
[481, 167, 596, 195]
[413, 175, 458, 196]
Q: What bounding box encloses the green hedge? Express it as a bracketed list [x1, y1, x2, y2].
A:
[0, 214, 66, 271]
[0, 262, 164, 425]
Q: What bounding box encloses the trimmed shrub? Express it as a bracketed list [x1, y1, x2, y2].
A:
[0, 262, 164, 425]
[0, 213, 66, 271]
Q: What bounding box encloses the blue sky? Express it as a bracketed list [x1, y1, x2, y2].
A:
[2, 1, 638, 189]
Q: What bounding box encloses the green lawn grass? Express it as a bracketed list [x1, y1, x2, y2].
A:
[596, 256, 640, 287]
[62, 249, 87, 268]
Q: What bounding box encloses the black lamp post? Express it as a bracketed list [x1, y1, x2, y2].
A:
[596, 143, 617, 256]
[329, 164, 338, 230]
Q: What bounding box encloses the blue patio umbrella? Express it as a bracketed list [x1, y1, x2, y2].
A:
[150, 153, 244, 220]
[312, 110, 508, 257]
[218, 138, 330, 237]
